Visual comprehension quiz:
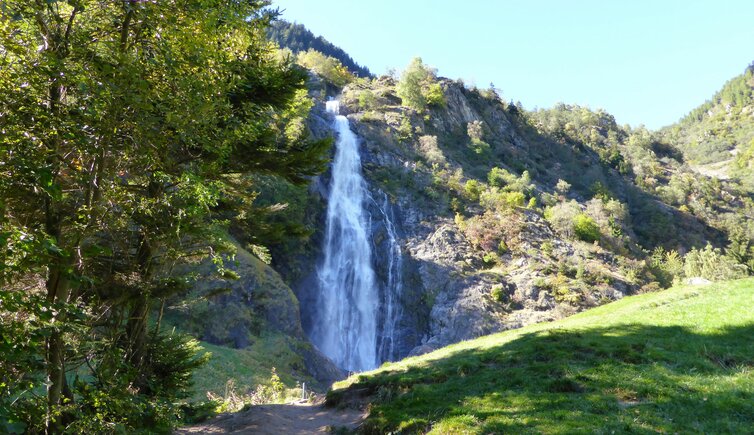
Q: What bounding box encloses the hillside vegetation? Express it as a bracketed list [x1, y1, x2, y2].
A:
[329, 279, 754, 434]
[661, 63, 754, 186]
[267, 20, 372, 78]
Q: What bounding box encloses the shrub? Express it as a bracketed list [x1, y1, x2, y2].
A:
[357, 90, 377, 110]
[482, 252, 499, 267]
[540, 240, 554, 256]
[397, 115, 413, 141]
[460, 210, 523, 253]
[464, 180, 483, 202]
[480, 188, 525, 211]
[649, 247, 684, 288]
[555, 179, 571, 195]
[467, 121, 484, 141]
[490, 284, 506, 303]
[573, 213, 600, 243]
[488, 167, 514, 188]
[684, 244, 748, 281]
[544, 201, 581, 238]
[498, 240, 509, 255]
[418, 135, 446, 166]
[426, 82, 446, 107]
[469, 138, 492, 157]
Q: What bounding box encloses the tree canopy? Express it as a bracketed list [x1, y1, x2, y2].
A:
[0, 1, 328, 432]
[397, 57, 445, 112]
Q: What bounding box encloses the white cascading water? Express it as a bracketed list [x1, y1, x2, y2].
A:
[311, 100, 379, 372]
[375, 192, 403, 363]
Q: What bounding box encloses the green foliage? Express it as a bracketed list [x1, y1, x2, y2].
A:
[482, 252, 500, 267]
[573, 214, 601, 243]
[464, 179, 483, 202]
[555, 179, 571, 194]
[397, 115, 414, 141]
[357, 89, 378, 110]
[0, 1, 330, 431]
[590, 181, 613, 201]
[266, 20, 372, 77]
[649, 247, 684, 288]
[296, 49, 353, 87]
[397, 57, 445, 111]
[486, 167, 534, 195]
[487, 167, 514, 188]
[417, 135, 446, 166]
[545, 201, 581, 239]
[479, 189, 525, 211]
[490, 285, 506, 303]
[682, 66, 753, 124]
[684, 244, 748, 282]
[725, 229, 754, 274]
[426, 82, 446, 107]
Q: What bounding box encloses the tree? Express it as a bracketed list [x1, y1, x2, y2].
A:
[296, 48, 353, 87]
[0, 0, 329, 431]
[556, 179, 572, 195]
[573, 214, 601, 243]
[397, 57, 445, 111]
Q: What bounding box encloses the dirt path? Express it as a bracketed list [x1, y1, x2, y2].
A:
[175, 399, 366, 434]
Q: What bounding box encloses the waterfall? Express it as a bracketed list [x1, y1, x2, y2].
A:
[375, 192, 403, 363]
[311, 100, 379, 372]
[310, 100, 405, 372]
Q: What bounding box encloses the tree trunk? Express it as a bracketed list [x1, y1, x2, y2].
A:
[125, 224, 154, 391]
[44, 201, 72, 434]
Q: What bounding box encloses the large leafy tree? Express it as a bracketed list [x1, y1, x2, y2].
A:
[0, 0, 328, 432]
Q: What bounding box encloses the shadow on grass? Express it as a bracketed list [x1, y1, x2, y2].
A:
[331, 323, 754, 434]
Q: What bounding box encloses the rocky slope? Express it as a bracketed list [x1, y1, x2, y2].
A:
[172, 56, 754, 394]
[317, 78, 644, 356]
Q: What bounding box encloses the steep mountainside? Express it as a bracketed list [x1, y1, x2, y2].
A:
[295, 73, 723, 359]
[661, 63, 754, 185]
[170, 44, 754, 402]
[267, 20, 372, 78]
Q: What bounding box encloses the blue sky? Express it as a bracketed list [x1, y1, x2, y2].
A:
[274, 0, 754, 129]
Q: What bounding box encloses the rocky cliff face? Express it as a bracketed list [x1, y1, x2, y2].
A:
[166, 240, 343, 386]
[291, 78, 641, 358]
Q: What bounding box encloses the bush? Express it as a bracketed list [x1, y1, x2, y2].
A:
[467, 121, 484, 141]
[418, 135, 446, 166]
[649, 247, 684, 288]
[469, 138, 492, 157]
[544, 201, 581, 238]
[480, 189, 525, 211]
[573, 214, 600, 243]
[490, 284, 506, 303]
[684, 244, 748, 281]
[464, 179, 483, 202]
[555, 179, 571, 195]
[482, 252, 499, 267]
[357, 90, 377, 110]
[426, 82, 446, 107]
[459, 210, 523, 253]
[488, 167, 514, 188]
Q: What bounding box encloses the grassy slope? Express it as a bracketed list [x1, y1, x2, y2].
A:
[330, 279, 754, 434]
[189, 332, 310, 402]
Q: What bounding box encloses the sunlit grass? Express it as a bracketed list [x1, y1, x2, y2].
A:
[330, 278, 754, 433]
